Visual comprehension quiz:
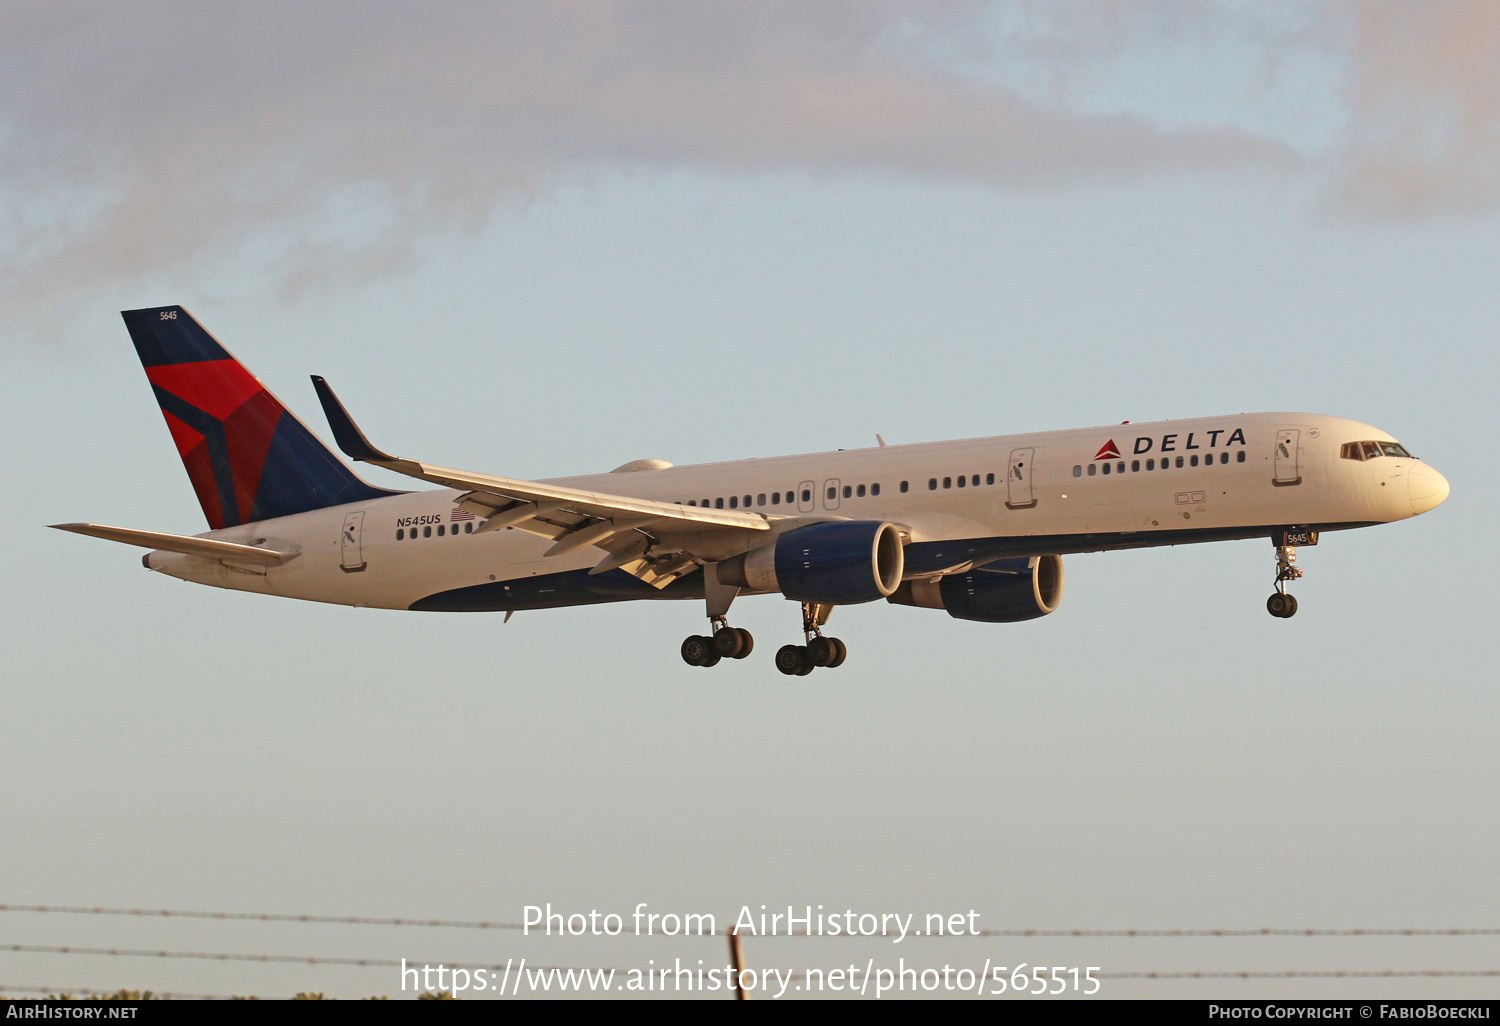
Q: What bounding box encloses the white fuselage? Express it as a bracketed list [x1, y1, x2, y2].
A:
[144, 412, 1449, 613]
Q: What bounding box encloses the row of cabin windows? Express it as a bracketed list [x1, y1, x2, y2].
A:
[675, 472, 1015, 508]
[1072, 451, 1246, 477]
[678, 482, 897, 509]
[928, 473, 996, 491]
[397, 522, 475, 540]
[683, 491, 802, 509]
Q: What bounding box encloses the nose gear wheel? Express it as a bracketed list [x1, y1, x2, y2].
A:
[1266, 544, 1303, 618]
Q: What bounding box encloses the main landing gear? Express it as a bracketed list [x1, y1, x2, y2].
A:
[681, 616, 755, 667]
[774, 602, 847, 676]
[1266, 545, 1302, 618]
[680, 567, 850, 672]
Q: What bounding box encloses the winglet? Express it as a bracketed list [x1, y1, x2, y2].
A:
[310, 376, 400, 463]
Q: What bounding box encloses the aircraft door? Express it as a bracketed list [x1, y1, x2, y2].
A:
[1005, 447, 1037, 509]
[340, 511, 367, 572]
[797, 480, 815, 513]
[823, 479, 841, 510]
[1274, 430, 1302, 486]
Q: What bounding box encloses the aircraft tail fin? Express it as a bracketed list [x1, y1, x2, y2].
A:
[120, 306, 400, 529]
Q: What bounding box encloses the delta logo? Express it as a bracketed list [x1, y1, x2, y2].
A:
[1094, 427, 1248, 460]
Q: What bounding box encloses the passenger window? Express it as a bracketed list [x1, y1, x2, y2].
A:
[1146, 459, 1155, 471]
[970, 475, 977, 486]
[1175, 456, 1184, 468]
[715, 498, 724, 509]
[397, 528, 404, 540]
[1131, 460, 1140, 472]
[757, 493, 766, 506]
[465, 523, 473, 533]
[1087, 464, 1096, 476]
[423, 526, 431, 538]
[800, 490, 810, 503]
[687, 499, 696, 506]
[1237, 451, 1246, 463]
[871, 483, 880, 496]
[1073, 465, 1082, 477]
[986, 473, 995, 485]
[1220, 452, 1229, 464]
[900, 481, 908, 492]
[929, 478, 937, 490]
[957, 476, 966, 488]
[842, 485, 852, 498]
[437, 524, 445, 536]
[743, 495, 751, 507]
[827, 487, 836, 501]
[856, 484, 865, 497]
[729, 496, 738, 508]
[1117, 462, 1125, 473]
[943, 477, 952, 489]
[1190, 455, 1199, 467]
[1102, 463, 1111, 475]
[770, 492, 779, 505]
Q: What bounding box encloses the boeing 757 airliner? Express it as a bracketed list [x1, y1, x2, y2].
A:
[53, 307, 1450, 674]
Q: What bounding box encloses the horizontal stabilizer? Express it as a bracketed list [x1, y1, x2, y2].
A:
[50, 523, 297, 565]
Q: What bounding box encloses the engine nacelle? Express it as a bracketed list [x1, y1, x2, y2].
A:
[888, 555, 1064, 623]
[717, 520, 905, 605]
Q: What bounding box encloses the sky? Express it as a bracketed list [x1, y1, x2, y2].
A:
[2, 0, 1497, 1000]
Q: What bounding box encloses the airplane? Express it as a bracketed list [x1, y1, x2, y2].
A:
[53, 306, 1451, 675]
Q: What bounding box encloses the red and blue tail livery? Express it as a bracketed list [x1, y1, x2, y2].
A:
[121, 306, 398, 529]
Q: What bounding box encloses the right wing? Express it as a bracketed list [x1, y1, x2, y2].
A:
[311, 376, 775, 587]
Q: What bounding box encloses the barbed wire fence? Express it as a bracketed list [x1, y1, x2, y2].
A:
[3, 902, 1497, 999]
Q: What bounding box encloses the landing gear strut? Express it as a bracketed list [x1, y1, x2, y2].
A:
[1266, 545, 1302, 618]
[775, 602, 847, 676]
[681, 615, 754, 667]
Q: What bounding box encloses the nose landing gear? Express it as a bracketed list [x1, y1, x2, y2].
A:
[1267, 545, 1302, 618]
[775, 602, 847, 675]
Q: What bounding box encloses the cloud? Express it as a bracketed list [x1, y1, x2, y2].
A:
[1336, 0, 1500, 216]
[0, 0, 1298, 318]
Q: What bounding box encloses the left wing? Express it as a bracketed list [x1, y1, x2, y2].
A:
[311, 376, 772, 587]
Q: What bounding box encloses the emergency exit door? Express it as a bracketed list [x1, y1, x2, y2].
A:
[1006, 447, 1037, 509]
[340, 511, 367, 572]
[1273, 430, 1302, 486]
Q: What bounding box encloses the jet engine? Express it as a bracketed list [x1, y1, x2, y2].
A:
[887, 555, 1064, 623]
[717, 520, 905, 604]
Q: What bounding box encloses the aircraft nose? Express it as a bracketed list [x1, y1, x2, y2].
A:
[1408, 462, 1450, 516]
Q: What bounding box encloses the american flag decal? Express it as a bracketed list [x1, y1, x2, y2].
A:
[451, 507, 476, 522]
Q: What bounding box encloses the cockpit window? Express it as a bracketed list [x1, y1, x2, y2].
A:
[1342, 440, 1415, 461]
